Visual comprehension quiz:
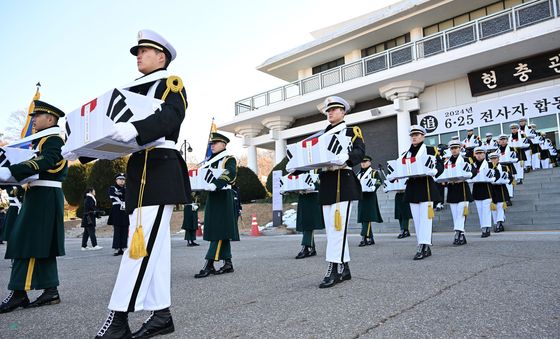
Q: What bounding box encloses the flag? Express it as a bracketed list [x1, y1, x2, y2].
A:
[203, 118, 217, 162]
[18, 83, 41, 148]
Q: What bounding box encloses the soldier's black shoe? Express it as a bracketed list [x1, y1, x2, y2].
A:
[457, 233, 467, 246]
[26, 288, 60, 308]
[403, 230, 410, 238]
[295, 246, 310, 259]
[517, 179, 523, 185]
[194, 260, 216, 278]
[340, 262, 351, 282]
[95, 310, 132, 339]
[367, 236, 375, 246]
[397, 231, 405, 239]
[413, 245, 425, 260]
[358, 237, 367, 247]
[216, 259, 234, 274]
[0, 290, 29, 314]
[308, 247, 317, 257]
[190, 241, 199, 247]
[481, 227, 491, 238]
[506, 200, 512, 207]
[131, 308, 174, 338]
[453, 230, 461, 245]
[319, 262, 340, 288]
[186, 241, 199, 247]
[496, 221, 505, 233]
[423, 245, 432, 257]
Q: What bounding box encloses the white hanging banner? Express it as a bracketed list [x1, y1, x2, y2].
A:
[417, 86, 560, 135]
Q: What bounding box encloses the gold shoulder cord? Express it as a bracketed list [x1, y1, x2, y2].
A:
[130, 147, 155, 259]
[37, 136, 67, 173]
[352, 126, 363, 143]
[161, 76, 186, 110]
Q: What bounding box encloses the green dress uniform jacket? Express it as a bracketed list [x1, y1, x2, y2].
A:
[356, 168, 383, 223]
[296, 184, 324, 232]
[203, 151, 240, 242]
[1, 185, 24, 240]
[5, 134, 67, 259]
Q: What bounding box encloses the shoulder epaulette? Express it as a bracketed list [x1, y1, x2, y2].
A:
[352, 126, 363, 143]
[162, 75, 186, 110]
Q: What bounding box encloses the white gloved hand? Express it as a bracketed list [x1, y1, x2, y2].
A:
[333, 153, 349, 166]
[207, 183, 217, 191]
[0, 167, 13, 182]
[110, 122, 138, 143]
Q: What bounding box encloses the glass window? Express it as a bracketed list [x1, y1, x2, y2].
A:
[505, 0, 523, 9]
[530, 115, 558, 132]
[487, 2, 505, 14]
[440, 131, 459, 144]
[438, 19, 454, 31]
[454, 14, 470, 25]
[312, 57, 344, 75]
[480, 124, 502, 139]
[425, 135, 439, 146]
[424, 25, 439, 36]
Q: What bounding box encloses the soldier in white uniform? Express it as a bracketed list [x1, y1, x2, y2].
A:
[508, 123, 526, 184]
[471, 147, 494, 238]
[518, 117, 532, 171]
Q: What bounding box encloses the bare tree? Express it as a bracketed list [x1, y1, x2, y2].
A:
[2, 109, 28, 142]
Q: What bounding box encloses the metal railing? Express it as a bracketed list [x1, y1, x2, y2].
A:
[235, 0, 558, 115]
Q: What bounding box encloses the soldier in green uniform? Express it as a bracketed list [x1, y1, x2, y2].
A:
[356, 156, 383, 246]
[182, 202, 200, 247]
[295, 175, 324, 259]
[0, 100, 67, 313]
[194, 132, 239, 278]
[0, 186, 25, 243]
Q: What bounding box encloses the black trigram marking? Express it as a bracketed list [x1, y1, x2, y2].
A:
[462, 163, 471, 172]
[327, 135, 343, 155]
[304, 175, 314, 185]
[286, 149, 293, 160]
[65, 121, 72, 138]
[279, 179, 284, 187]
[365, 179, 374, 187]
[0, 149, 10, 167]
[387, 164, 394, 174]
[106, 89, 134, 123]
[204, 170, 215, 183]
[424, 157, 434, 168]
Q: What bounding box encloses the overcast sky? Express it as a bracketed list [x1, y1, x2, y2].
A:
[0, 0, 401, 162]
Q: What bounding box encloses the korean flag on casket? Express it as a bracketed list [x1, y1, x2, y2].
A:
[0, 146, 38, 184]
[64, 88, 165, 160]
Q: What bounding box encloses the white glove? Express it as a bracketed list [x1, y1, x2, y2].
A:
[333, 153, 349, 166]
[0, 167, 13, 182]
[207, 183, 217, 191]
[110, 122, 138, 143]
[62, 150, 79, 161]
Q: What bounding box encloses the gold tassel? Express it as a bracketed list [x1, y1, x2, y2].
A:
[463, 203, 469, 217]
[129, 225, 148, 259]
[503, 202, 508, 211]
[428, 202, 435, 219]
[490, 202, 496, 211]
[334, 207, 342, 231]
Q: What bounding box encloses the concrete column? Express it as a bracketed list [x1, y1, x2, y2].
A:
[234, 124, 264, 174]
[274, 139, 287, 164]
[262, 116, 294, 165]
[298, 68, 312, 80]
[410, 27, 424, 41]
[379, 80, 426, 154]
[247, 145, 257, 173]
[344, 49, 362, 63]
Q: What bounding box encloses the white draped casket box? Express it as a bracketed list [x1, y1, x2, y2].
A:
[279, 172, 318, 193]
[0, 147, 39, 184]
[63, 88, 165, 160]
[498, 150, 518, 164]
[492, 170, 510, 185]
[508, 138, 530, 149]
[188, 168, 224, 191]
[383, 178, 407, 193]
[523, 129, 537, 140]
[360, 173, 378, 193]
[435, 162, 472, 183]
[286, 133, 351, 171]
[467, 168, 495, 183]
[386, 155, 437, 181]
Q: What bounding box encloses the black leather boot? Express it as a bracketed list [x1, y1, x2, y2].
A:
[397, 230, 406, 239]
[413, 245, 425, 260]
[481, 227, 491, 238]
[295, 246, 310, 259]
[423, 245, 432, 257]
[95, 310, 132, 339]
[216, 259, 234, 274]
[457, 232, 467, 245]
[26, 287, 60, 308]
[497, 221, 505, 232]
[131, 308, 174, 338]
[453, 230, 461, 245]
[0, 290, 29, 314]
[403, 230, 410, 238]
[308, 246, 317, 257]
[319, 262, 340, 288]
[194, 260, 216, 278]
[358, 237, 367, 247]
[340, 262, 351, 282]
[367, 235, 375, 246]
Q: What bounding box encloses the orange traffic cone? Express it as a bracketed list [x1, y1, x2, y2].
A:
[250, 214, 260, 236]
[196, 220, 203, 237]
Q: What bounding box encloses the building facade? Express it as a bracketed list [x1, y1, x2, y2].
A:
[219, 0, 560, 173]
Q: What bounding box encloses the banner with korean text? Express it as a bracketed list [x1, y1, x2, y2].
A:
[417, 86, 560, 135]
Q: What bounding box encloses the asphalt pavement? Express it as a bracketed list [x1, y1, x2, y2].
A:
[0, 231, 559, 338]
